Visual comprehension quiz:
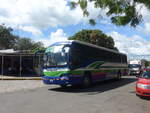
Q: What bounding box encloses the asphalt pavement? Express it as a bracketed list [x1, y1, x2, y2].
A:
[0, 76, 150, 113]
[0, 80, 45, 94]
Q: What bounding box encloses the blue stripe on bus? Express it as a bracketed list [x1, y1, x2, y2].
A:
[42, 76, 83, 85]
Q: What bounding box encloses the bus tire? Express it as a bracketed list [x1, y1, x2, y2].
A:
[82, 73, 92, 88]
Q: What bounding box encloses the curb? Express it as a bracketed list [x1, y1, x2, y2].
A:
[0, 77, 42, 80]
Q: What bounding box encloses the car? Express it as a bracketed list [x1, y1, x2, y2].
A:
[143, 66, 150, 71]
[136, 71, 150, 97]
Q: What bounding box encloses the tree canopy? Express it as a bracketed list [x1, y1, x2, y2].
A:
[141, 59, 150, 67]
[0, 25, 18, 49]
[0, 25, 45, 53]
[70, 0, 150, 27]
[14, 38, 44, 52]
[69, 29, 118, 51]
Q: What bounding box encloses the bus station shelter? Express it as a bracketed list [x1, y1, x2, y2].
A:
[0, 49, 43, 77]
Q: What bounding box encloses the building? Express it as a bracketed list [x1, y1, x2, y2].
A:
[0, 49, 43, 77]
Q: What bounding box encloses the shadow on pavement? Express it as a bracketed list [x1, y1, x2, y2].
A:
[141, 97, 150, 100]
[49, 76, 137, 94]
[137, 96, 150, 101]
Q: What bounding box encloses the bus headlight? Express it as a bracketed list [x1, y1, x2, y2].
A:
[60, 73, 69, 80]
[136, 71, 140, 73]
[60, 76, 69, 80]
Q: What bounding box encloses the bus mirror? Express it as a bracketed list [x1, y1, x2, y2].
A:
[62, 46, 70, 53]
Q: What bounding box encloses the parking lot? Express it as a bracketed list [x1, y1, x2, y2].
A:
[0, 76, 150, 113]
[0, 80, 45, 94]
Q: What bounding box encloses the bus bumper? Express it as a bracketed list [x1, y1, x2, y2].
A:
[42, 76, 83, 85]
[42, 76, 70, 85]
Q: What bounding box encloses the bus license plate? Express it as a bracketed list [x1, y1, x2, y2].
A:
[50, 79, 53, 82]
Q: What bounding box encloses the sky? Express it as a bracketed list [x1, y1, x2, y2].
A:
[0, 0, 150, 59]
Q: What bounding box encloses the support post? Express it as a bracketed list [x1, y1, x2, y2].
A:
[39, 54, 40, 65]
[1, 55, 4, 79]
[20, 55, 22, 77]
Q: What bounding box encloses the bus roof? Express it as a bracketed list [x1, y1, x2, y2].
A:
[48, 40, 126, 56]
[48, 40, 73, 47]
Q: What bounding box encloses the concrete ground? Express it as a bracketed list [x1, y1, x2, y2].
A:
[0, 80, 45, 94]
[0, 76, 150, 113]
[0, 75, 41, 80]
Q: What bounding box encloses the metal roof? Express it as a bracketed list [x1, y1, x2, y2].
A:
[0, 49, 19, 53]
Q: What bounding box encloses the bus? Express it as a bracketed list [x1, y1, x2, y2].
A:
[42, 40, 128, 87]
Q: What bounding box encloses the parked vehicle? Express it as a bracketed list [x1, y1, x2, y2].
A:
[128, 60, 145, 76]
[136, 70, 150, 97]
[42, 40, 128, 87]
[143, 66, 150, 71]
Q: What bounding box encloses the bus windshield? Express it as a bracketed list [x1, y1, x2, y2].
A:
[129, 64, 141, 68]
[44, 44, 70, 67]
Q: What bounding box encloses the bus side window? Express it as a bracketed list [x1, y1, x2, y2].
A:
[70, 48, 82, 69]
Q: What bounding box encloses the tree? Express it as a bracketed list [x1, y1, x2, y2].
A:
[0, 24, 45, 52]
[69, 29, 118, 51]
[141, 59, 150, 67]
[145, 60, 150, 67]
[0, 25, 18, 49]
[31, 42, 45, 53]
[14, 38, 45, 52]
[70, 0, 150, 27]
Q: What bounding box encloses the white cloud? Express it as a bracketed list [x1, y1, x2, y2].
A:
[136, 4, 150, 34]
[38, 29, 68, 47]
[140, 5, 150, 23]
[145, 22, 150, 32]
[20, 26, 42, 36]
[0, 0, 113, 36]
[50, 29, 68, 42]
[0, 0, 83, 34]
[140, 22, 150, 35]
[107, 31, 150, 56]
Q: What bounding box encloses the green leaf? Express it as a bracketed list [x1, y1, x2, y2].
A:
[69, 0, 148, 27]
[79, 0, 88, 10]
[89, 19, 96, 26]
[83, 9, 89, 16]
[70, 1, 78, 9]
